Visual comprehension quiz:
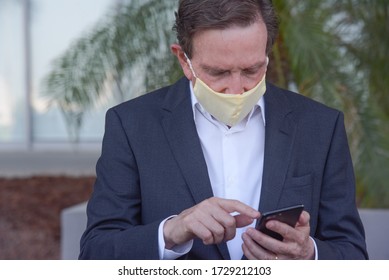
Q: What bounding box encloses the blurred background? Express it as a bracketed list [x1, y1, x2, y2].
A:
[0, 0, 388, 259]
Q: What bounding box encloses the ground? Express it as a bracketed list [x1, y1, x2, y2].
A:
[0, 176, 94, 260]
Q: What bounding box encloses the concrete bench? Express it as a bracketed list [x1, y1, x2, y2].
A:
[61, 202, 88, 260]
[358, 209, 389, 260]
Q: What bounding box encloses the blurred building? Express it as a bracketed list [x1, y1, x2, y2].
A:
[0, 0, 119, 177]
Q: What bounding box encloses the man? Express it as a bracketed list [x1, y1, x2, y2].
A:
[79, 0, 368, 260]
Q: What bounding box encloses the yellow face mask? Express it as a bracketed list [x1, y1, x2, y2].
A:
[185, 54, 267, 127]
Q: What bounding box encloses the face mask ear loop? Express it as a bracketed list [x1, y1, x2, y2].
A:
[184, 53, 197, 78]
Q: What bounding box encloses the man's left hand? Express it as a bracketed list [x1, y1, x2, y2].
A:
[242, 211, 315, 260]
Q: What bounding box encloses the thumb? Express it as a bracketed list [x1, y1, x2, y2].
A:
[296, 211, 310, 227]
[234, 214, 255, 228]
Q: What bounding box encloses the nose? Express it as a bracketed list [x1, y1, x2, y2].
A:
[224, 73, 247, 95]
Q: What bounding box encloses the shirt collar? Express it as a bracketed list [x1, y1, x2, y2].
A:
[189, 80, 266, 129]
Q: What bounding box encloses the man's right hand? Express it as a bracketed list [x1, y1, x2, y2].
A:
[163, 197, 260, 249]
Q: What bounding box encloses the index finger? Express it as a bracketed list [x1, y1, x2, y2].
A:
[217, 199, 260, 219]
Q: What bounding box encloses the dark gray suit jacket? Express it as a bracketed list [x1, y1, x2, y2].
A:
[79, 77, 368, 260]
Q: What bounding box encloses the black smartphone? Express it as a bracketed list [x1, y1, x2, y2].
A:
[255, 204, 304, 241]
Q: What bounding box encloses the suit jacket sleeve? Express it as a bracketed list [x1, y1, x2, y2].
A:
[79, 108, 161, 260]
[312, 112, 368, 259]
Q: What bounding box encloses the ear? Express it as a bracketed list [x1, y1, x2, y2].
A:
[171, 43, 195, 81]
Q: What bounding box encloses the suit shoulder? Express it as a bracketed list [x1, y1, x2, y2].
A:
[267, 83, 340, 117]
[109, 77, 189, 117]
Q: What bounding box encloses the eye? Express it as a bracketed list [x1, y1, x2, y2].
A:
[243, 67, 260, 76]
[209, 70, 229, 77]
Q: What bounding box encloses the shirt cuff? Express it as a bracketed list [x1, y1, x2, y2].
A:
[158, 215, 193, 260]
[309, 236, 319, 260]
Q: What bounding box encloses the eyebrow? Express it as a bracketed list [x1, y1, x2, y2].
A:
[200, 61, 265, 74]
[200, 64, 228, 74]
[244, 62, 263, 72]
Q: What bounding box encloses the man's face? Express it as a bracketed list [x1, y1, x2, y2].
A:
[189, 20, 268, 95]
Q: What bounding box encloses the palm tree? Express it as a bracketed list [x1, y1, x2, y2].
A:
[42, 0, 180, 141]
[42, 0, 389, 207]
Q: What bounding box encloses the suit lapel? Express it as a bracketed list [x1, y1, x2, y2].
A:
[161, 78, 230, 260]
[259, 85, 297, 213]
[161, 78, 214, 204]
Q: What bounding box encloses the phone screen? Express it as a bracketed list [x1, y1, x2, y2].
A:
[255, 204, 304, 241]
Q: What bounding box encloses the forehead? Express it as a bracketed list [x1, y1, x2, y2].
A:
[191, 20, 268, 68]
